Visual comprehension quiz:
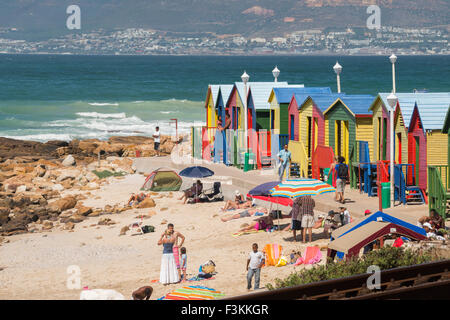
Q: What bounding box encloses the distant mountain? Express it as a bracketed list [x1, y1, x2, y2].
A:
[1, 0, 448, 40]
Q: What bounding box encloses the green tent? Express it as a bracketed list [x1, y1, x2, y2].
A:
[141, 168, 182, 192]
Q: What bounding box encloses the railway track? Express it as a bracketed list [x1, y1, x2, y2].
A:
[223, 259, 450, 300]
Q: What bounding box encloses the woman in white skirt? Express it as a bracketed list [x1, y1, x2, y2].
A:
[158, 230, 180, 285]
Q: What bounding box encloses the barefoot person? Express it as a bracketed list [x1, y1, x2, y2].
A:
[167, 223, 185, 277]
[153, 126, 161, 157]
[238, 215, 274, 233]
[335, 156, 348, 204]
[299, 195, 315, 243]
[221, 191, 252, 211]
[179, 180, 203, 204]
[221, 207, 267, 222]
[157, 228, 179, 285]
[290, 197, 302, 242]
[246, 243, 265, 291]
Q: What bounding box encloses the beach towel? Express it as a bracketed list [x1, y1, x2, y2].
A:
[293, 246, 322, 266]
[187, 276, 216, 282]
[231, 229, 265, 237]
[263, 244, 283, 266]
[158, 286, 225, 300]
[173, 246, 180, 269]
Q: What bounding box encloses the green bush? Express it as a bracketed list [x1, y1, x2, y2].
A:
[266, 246, 439, 290]
[92, 170, 126, 179]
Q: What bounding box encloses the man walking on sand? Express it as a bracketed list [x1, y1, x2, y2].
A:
[246, 243, 265, 290]
[277, 144, 291, 181]
[153, 126, 161, 157]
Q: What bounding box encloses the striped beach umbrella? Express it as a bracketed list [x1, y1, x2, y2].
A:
[269, 178, 335, 199]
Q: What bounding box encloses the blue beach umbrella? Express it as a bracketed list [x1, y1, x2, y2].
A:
[248, 181, 280, 196]
[179, 166, 214, 178]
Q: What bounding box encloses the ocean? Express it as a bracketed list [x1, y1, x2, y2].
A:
[0, 54, 449, 142]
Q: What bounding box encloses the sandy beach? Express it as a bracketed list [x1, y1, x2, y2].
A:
[0, 169, 333, 300]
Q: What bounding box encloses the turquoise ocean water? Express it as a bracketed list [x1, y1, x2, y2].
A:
[0, 54, 448, 142]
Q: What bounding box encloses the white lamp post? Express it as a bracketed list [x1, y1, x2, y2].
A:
[333, 62, 342, 93]
[387, 92, 398, 209]
[272, 66, 280, 83]
[241, 71, 250, 152]
[389, 54, 397, 94]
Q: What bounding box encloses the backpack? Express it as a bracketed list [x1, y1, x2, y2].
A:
[337, 163, 348, 180]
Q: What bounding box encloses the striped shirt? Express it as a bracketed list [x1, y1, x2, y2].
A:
[298, 195, 315, 216]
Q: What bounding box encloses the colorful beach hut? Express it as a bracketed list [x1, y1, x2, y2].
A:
[323, 95, 375, 163]
[292, 93, 345, 156]
[268, 87, 331, 135]
[227, 82, 290, 131]
[406, 97, 450, 190]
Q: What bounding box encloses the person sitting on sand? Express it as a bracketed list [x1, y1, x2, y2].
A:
[430, 209, 444, 230]
[417, 215, 432, 228]
[132, 286, 153, 300]
[221, 207, 268, 222]
[179, 180, 203, 204]
[238, 215, 274, 233]
[128, 193, 148, 206]
[221, 192, 252, 211]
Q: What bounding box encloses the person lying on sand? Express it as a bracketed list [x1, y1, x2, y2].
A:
[238, 215, 274, 232]
[221, 208, 268, 222]
[128, 193, 148, 206]
[221, 193, 253, 211]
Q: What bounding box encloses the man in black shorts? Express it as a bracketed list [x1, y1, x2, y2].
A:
[153, 126, 160, 156]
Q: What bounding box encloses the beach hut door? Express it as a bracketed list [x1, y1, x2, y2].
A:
[271, 110, 275, 130]
[290, 115, 295, 140]
[415, 136, 420, 186]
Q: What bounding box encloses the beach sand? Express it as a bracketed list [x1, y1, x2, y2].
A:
[0, 173, 329, 300]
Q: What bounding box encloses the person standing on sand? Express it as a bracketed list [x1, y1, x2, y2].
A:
[290, 197, 303, 242]
[299, 195, 315, 243]
[167, 223, 185, 277]
[246, 243, 265, 291]
[158, 228, 179, 285]
[334, 156, 348, 204]
[153, 126, 161, 157]
[277, 144, 291, 181]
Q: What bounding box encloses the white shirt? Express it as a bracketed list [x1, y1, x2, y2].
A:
[248, 251, 264, 269]
[153, 130, 160, 143]
[341, 210, 351, 225]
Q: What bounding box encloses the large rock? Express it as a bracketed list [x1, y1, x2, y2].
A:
[56, 169, 81, 182]
[137, 198, 156, 209]
[76, 206, 93, 216]
[48, 196, 77, 213]
[0, 137, 67, 158]
[0, 207, 10, 225]
[62, 155, 76, 167]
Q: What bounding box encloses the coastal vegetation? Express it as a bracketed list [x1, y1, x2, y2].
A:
[266, 246, 442, 290]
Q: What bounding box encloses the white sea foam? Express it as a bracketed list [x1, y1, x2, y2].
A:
[88, 102, 119, 106]
[76, 112, 127, 119]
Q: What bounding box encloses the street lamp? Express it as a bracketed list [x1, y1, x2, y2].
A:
[387, 92, 398, 209]
[241, 71, 250, 152]
[333, 62, 342, 93]
[389, 54, 397, 94]
[272, 66, 280, 83]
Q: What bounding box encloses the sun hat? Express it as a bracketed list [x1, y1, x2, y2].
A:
[365, 209, 371, 215]
[235, 190, 241, 196]
[423, 222, 432, 229]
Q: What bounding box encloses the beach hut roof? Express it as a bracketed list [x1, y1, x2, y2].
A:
[208, 84, 233, 107]
[377, 93, 450, 130]
[296, 93, 346, 112]
[331, 210, 426, 240]
[234, 82, 290, 110]
[328, 221, 426, 254]
[323, 95, 375, 116]
[272, 87, 331, 104]
[217, 85, 234, 107]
